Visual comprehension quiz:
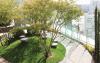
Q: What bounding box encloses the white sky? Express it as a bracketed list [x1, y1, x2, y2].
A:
[76, 0, 91, 5]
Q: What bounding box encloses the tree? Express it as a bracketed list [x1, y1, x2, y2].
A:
[22, 0, 82, 63]
[0, 0, 16, 26]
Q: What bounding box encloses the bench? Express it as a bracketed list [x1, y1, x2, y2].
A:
[51, 41, 58, 48]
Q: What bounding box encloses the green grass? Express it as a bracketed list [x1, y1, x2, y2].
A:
[0, 36, 66, 63]
[46, 43, 66, 63]
[0, 40, 21, 55]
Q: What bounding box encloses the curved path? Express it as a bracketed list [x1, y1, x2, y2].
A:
[52, 34, 94, 63]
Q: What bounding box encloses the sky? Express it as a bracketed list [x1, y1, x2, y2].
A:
[76, 0, 91, 5]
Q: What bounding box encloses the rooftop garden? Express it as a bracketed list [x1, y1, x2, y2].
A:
[0, 0, 82, 63]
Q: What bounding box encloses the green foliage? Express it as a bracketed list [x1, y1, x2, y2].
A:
[53, 0, 82, 25]
[9, 27, 25, 38]
[0, 36, 66, 63]
[22, 0, 82, 32]
[0, 37, 42, 63]
[21, 1, 81, 63]
[0, 0, 16, 26]
[0, 40, 21, 55]
[46, 43, 66, 63]
[25, 26, 35, 36]
[0, 36, 9, 46]
[23, 0, 53, 22]
[0, 0, 81, 62]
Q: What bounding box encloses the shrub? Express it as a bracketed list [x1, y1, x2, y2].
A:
[84, 44, 95, 55]
[9, 27, 25, 39]
[25, 26, 35, 36]
[0, 21, 11, 27]
[0, 37, 9, 46]
[26, 26, 41, 36]
[0, 36, 66, 63]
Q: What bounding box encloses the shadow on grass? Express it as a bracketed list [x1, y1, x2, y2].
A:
[1, 37, 44, 63]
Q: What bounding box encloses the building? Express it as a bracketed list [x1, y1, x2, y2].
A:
[84, 13, 95, 39]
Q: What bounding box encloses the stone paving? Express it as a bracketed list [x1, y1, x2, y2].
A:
[0, 57, 9, 63]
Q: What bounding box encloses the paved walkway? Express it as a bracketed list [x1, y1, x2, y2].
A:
[0, 57, 9, 63]
[53, 34, 94, 63]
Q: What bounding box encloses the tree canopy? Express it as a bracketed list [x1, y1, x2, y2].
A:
[22, 0, 82, 31]
[0, 0, 82, 63]
[0, 0, 17, 26]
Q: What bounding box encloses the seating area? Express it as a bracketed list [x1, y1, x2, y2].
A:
[0, 0, 98, 63]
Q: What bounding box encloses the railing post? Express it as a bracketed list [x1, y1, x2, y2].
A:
[94, 7, 99, 63]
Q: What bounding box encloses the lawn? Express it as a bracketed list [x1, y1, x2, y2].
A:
[0, 36, 66, 63]
[46, 43, 66, 63]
